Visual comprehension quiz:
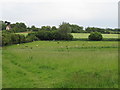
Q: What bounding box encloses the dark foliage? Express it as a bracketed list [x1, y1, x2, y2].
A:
[88, 32, 103, 41]
[2, 32, 26, 46]
[36, 30, 73, 40]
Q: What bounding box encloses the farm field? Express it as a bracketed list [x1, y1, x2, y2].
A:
[0, 47, 2, 89]
[16, 32, 31, 36]
[2, 41, 118, 88]
[16, 32, 119, 40]
[72, 33, 119, 39]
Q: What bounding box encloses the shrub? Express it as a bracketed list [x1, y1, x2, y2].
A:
[35, 30, 73, 41]
[2, 32, 12, 46]
[2, 32, 27, 46]
[88, 32, 103, 41]
[10, 34, 20, 44]
[19, 34, 26, 43]
[36, 30, 50, 40]
[59, 22, 71, 34]
[26, 33, 39, 42]
[10, 34, 26, 44]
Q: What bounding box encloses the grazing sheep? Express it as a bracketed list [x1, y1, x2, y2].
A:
[17, 44, 20, 46]
[60, 46, 63, 48]
[36, 45, 39, 47]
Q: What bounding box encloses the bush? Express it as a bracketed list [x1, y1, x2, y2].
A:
[59, 22, 71, 34]
[2, 32, 27, 46]
[35, 30, 73, 40]
[10, 34, 26, 44]
[36, 30, 50, 40]
[2, 32, 12, 46]
[19, 34, 26, 43]
[88, 32, 103, 41]
[26, 33, 39, 42]
[10, 34, 20, 44]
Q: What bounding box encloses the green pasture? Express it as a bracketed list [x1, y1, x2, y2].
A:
[72, 33, 119, 39]
[16, 32, 29, 36]
[16, 32, 119, 40]
[2, 41, 118, 88]
[0, 47, 2, 89]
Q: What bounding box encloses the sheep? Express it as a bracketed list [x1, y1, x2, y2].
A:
[36, 45, 39, 47]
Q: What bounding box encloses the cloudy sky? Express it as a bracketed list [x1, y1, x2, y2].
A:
[0, 0, 119, 28]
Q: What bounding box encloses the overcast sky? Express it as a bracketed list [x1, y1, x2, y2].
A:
[0, 0, 119, 28]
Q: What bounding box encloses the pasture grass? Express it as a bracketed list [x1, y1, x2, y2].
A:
[16, 32, 119, 39]
[0, 47, 2, 89]
[72, 33, 119, 39]
[2, 41, 118, 88]
[16, 32, 30, 36]
[16, 32, 119, 41]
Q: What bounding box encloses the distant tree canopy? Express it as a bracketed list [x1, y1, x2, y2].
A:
[85, 27, 120, 34]
[31, 25, 39, 32]
[40, 26, 51, 31]
[59, 22, 72, 34]
[1, 21, 7, 30]
[1, 21, 120, 34]
[10, 22, 27, 32]
[70, 24, 84, 33]
[51, 26, 57, 31]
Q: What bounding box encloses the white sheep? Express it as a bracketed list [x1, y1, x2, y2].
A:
[36, 45, 39, 47]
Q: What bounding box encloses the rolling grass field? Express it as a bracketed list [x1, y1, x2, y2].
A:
[0, 47, 2, 89]
[16, 32, 119, 39]
[16, 32, 119, 41]
[16, 32, 31, 36]
[2, 41, 118, 88]
[72, 33, 119, 39]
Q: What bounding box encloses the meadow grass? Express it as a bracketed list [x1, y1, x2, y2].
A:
[16, 32, 30, 36]
[16, 32, 119, 39]
[72, 33, 119, 39]
[2, 41, 118, 88]
[0, 47, 2, 89]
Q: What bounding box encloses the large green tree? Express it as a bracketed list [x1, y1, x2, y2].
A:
[59, 22, 71, 34]
[70, 24, 84, 33]
[11, 22, 27, 32]
[1, 21, 7, 30]
[40, 26, 51, 31]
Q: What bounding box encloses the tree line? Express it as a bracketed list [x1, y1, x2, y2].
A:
[1, 21, 120, 46]
[1, 21, 120, 34]
[2, 22, 73, 46]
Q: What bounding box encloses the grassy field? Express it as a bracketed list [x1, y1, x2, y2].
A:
[72, 33, 119, 39]
[0, 31, 2, 89]
[16, 32, 119, 41]
[0, 47, 2, 89]
[16, 32, 119, 39]
[2, 41, 118, 88]
[16, 32, 31, 36]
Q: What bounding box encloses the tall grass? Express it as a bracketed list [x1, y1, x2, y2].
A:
[2, 41, 118, 88]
